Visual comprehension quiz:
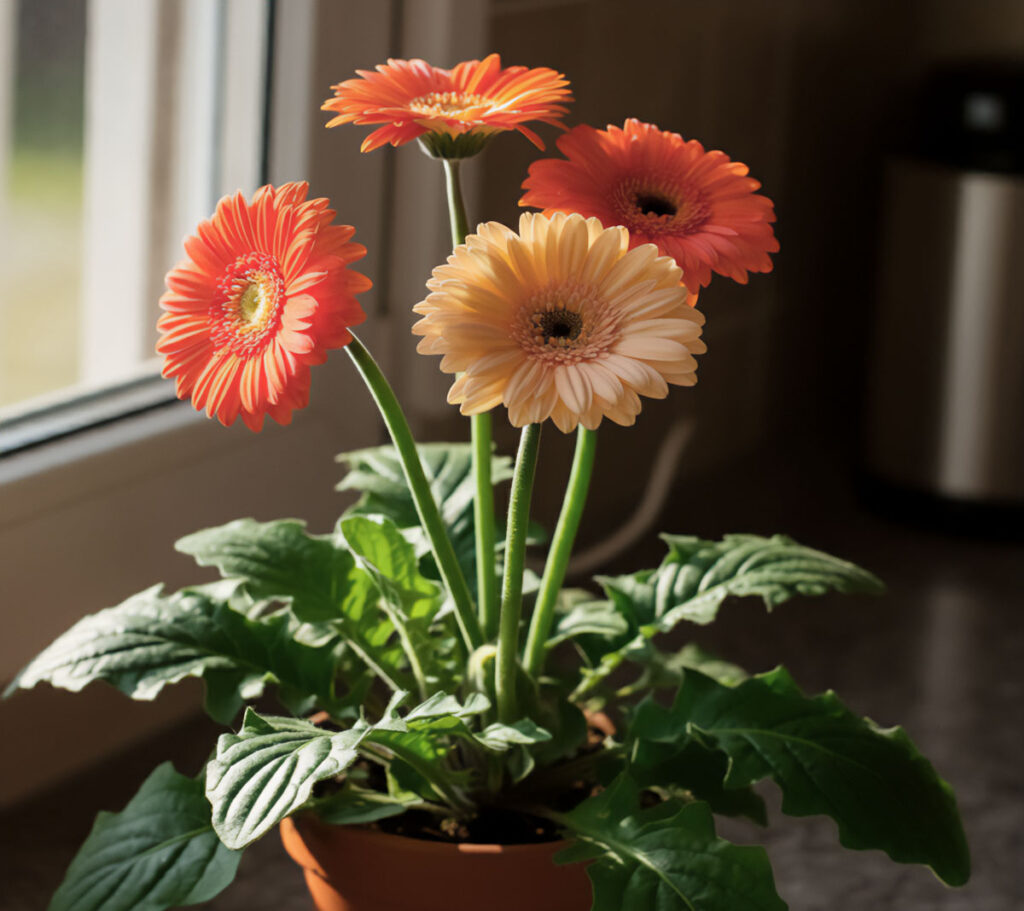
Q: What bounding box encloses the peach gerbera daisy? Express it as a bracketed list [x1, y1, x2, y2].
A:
[412, 212, 705, 433]
[157, 182, 371, 431]
[323, 54, 572, 156]
[520, 119, 778, 292]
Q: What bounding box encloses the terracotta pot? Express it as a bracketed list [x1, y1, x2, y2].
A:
[280, 814, 592, 911]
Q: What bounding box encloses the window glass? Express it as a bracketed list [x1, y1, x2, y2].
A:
[1, 0, 86, 408]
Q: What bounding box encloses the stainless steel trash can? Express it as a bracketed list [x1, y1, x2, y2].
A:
[865, 159, 1024, 504]
[864, 62, 1024, 512]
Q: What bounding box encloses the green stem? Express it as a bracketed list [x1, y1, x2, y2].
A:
[378, 604, 429, 701]
[472, 413, 499, 639]
[442, 158, 471, 248]
[523, 427, 598, 676]
[346, 334, 482, 652]
[340, 636, 407, 694]
[496, 423, 542, 723]
[442, 158, 499, 639]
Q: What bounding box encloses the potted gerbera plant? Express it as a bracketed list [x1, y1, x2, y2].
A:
[8, 55, 969, 911]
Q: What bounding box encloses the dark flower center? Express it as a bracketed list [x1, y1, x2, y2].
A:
[535, 308, 583, 343]
[635, 193, 678, 218]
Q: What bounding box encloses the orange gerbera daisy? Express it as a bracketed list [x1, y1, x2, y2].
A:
[413, 212, 705, 433]
[323, 54, 572, 156]
[157, 182, 371, 431]
[520, 119, 778, 292]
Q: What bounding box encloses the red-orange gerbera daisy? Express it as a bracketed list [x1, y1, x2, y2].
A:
[520, 119, 778, 291]
[157, 182, 371, 431]
[323, 54, 572, 156]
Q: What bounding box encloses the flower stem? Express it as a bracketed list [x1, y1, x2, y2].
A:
[442, 158, 471, 249]
[496, 423, 542, 723]
[346, 333, 482, 652]
[472, 413, 499, 638]
[442, 158, 499, 640]
[522, 427, 597, 676]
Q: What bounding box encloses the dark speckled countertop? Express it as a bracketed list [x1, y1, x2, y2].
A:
[3, 440, 1021, 910]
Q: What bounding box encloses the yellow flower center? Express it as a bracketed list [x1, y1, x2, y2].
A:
[237, 282, 270, 326]
[409, 91, 488, 119]
[211, 252, 286, 356]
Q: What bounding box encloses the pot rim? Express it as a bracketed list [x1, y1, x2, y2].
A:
[284, 814, 573, 856]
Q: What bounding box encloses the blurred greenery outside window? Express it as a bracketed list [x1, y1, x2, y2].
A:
[1, 0, 86, 410]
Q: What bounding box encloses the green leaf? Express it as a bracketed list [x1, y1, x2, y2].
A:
[609, 642, 751, 702]
[338, 441, 513, 532]
[476, 719, 552, 751]
[342, 513, 458, 690]
[201, 667, 264, 723]
[206, 709, 370, 849]
[5, 586, 340, 723]
[176, 517, 434, 692]
[340, 515, 439, 621]
[630, 667, 970, 886]
[601, 534, 884, 633]
[474, 719, 553, 784]
[666, 643, 750, 687]
[49, 763, 241, 911]
[526, 680, 590, 766]
[630, 738, 767, 826]
[400, 690, 490, 724]
[370, 726, 474, 806]
[176, 518, 369, 624]
[574, 535, 884, 697]
[559, 774, 787, 911]
[338, 442, 513, 586]
[206, 692, 485, 848]
[548, 593, 630, 649]
[365, 692, 489, 806]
